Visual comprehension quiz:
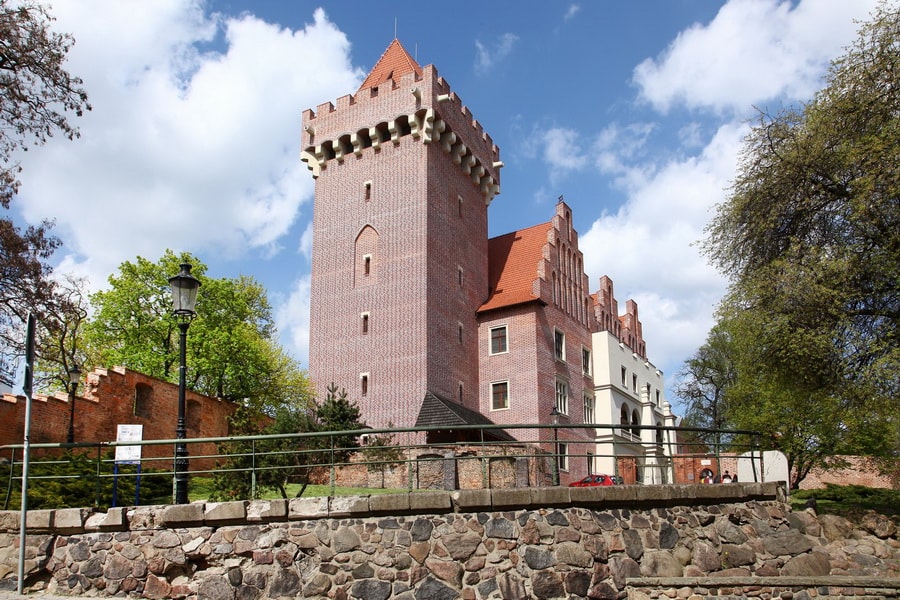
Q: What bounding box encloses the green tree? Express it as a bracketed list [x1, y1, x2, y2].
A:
[703, 2, 899, 486]
[85, 250, 309, 412]
[674, 325, 736, 449]
[209, 384, 363, 501]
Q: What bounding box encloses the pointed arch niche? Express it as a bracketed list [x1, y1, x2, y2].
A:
[355, 225, 380, 287]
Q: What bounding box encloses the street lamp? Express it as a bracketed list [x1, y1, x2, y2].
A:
[549, 406, 561, 486]
[169, 262, 201, 504]
[66, 365, 81, 444]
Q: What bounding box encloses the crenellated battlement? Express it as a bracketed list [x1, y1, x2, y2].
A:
[300, 65, 502, 202]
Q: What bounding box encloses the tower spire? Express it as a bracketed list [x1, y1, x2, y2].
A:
[357, 39, 422, 93]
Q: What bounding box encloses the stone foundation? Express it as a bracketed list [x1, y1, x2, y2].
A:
[0, 483, 897, 599]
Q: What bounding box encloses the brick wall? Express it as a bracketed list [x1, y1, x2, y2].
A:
[306, 66, 498, 431]
[0, 366, 236, 470]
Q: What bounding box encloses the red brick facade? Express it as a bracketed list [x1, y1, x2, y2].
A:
[304, 43, 499, 431]
[302, 42, 651, 485]
[0, 366, 236, 468]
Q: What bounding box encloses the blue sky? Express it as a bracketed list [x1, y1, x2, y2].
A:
[10, 0, 877, 410]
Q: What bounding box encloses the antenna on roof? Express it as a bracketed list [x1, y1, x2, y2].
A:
[415, 43, 418, 61]
[394, 18, 397, 40]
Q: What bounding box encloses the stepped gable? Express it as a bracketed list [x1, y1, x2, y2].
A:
[478, 222, 552, 313]
[357, 38, 423, 92]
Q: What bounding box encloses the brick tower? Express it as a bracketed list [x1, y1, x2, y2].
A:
[302, 40, 502, 429]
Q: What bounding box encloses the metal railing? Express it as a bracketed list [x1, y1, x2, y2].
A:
[1, 422, 763, 510]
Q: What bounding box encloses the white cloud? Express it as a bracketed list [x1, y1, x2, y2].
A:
[543, 127, 589, 177]
[580, 122, 748, 385]
[564, 5, 581, 21]
[275, 274, 311, 368]
[475, 33, 519, 75]
[12, 2, 361, 363]
[633, 0, 877, 113]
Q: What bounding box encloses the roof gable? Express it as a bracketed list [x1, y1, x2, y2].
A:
[358, 39, 423, 93]
[478, 222, 551, 313]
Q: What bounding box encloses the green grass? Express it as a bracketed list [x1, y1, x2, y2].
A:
[791, 484, 900, 519]
[188, 477, 410, 502]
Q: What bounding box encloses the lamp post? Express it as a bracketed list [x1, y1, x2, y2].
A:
[169, 262, 201, 504]
[66, 365, 81, 444]
[549, 406, 561, 486]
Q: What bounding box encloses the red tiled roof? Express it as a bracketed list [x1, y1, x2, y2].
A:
[358, 39, 423, 93]
[478, 222, 551, 313]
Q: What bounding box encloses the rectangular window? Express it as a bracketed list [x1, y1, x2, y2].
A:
[490, 325, 508, 355]
[656, 390, 661, 406]
[555, 380, 568, 415]
[583, 394, 594, 424]
[557, 442, 569, 471]
[582, 347, 591, 375]
[554, 329, 565, 361]
[458, 195, 463, 217]
[458, 323, 463, 344]
[458, 266, 464, 288]
[632, 373, 638, 392]
[363, 254, 372, 276]
[621, 366, 627, 386]
[361, 312, 369, 334]
[360, 373, 369, 397]
[491, 381, 509, 410]
[364, 180, 372, 201]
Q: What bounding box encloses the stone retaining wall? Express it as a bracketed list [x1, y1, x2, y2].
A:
[0, 483, 897, 599]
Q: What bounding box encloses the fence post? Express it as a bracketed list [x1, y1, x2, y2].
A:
[95, 444, 102, 507]
[251, 439, 257, 499]
[329, 435, 336, 496]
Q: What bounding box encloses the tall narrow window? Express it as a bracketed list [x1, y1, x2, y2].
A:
[491, 381, 509, 410]
[621, 366, 627, 386]
[554, 329, 565, 361]
[656, 390, 661, 406]
[557, 443, 569, 471]
[458, 323, 463, 344]
[364, 180, 372, 201]
[361, 374, 369, 397]
[490, 325, 508, 355]
[555, 380, 568, 415]
[582, 347, 591, 375]
[458, 195, 463, 217]
[364, 255, 371, 276]
[583, 395, 594, 424]
[458, 383, 463, 403]
[632, 373, 638, 392]
[361, 312, 369, 334]
[458, 266, 463, 289]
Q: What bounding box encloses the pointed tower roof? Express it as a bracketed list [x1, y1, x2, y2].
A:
[358, 39, 423, 93]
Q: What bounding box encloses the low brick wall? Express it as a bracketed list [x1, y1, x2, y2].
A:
[1, 483, 898, 599]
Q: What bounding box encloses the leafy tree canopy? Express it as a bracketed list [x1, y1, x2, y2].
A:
[698, 2, 899, 487]
[85, 250, 311, 413]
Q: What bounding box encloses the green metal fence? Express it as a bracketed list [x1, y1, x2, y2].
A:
[1, 422, 763, 510]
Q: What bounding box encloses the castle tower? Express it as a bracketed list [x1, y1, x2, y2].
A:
[301, 40, 502, 429]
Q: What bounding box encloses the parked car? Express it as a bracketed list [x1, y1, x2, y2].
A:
[568, 474, 615, 487]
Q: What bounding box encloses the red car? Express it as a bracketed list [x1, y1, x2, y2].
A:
[568, 474, 615, 487]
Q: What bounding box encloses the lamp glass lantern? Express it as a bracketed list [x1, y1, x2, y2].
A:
[169, 263, 201, 317]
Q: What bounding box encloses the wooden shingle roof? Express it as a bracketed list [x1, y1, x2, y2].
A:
[415, 392, 515, 441]
[478, 222, 551, 313]
[358, 39, 423, 93]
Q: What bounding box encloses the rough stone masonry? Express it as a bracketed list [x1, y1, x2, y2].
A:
[0, 483, 897, 599]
